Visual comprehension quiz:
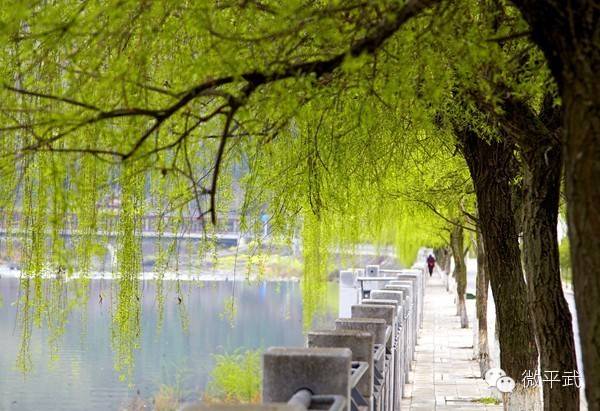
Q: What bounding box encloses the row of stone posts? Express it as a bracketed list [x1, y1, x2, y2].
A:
[186, 263, 426, 411]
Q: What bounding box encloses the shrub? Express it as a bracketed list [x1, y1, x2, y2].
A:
[204, 349, 262, 404]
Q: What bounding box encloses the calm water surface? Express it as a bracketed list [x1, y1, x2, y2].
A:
[0, 278, 337, 411]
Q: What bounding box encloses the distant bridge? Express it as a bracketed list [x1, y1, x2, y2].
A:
[0, 211, 251, 246]
[0, 210, 404, 255]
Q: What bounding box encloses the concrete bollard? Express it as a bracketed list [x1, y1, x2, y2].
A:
[335, 318, 391, 411]
[398, 269, 425, 329]
[359, 300, 405, 350]
[351, 305, 398, 411]
[369, 290, 411, 383]
[397, 277, 421, 333]
[385, 284, 417, 355]
[382, 268, 424, 330]
[263, 347, 352, 411]
[361, 299, 406, 404]
[401, 270, 425, 322]
[335, 318, 389, 346]
[351, 305, 396, 329]
[384, 284, 416, 364]
[360, 300, 405, 367]
[339, 270, 359, 317]
[307, 330, 374, 409]
[389, 281, 417, 332]
[370, 289, 413, 379]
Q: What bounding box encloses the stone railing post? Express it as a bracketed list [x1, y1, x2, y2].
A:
[307, 330, 374, 411]
[339, 270, 358, 318]
[360, 298, 406, 403]
[351, 304, 399, 411]
[385, 284, 417, 353]
[370, 289, 412, 377]
[335, 318, 390, 411]
[263, 347, 352, 411]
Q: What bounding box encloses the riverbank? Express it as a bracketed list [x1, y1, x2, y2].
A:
[0, 246, 397, 282]
[0, 265, 301, 282]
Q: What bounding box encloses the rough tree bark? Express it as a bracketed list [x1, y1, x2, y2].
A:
[510, 2, 600, 408]
[562, 78, 600, 411]
[475, 227, 490, 376]
[499, 95, 579, 410]
[521, 115, 579, 410]
[458, 129, 540, 410]
[450, 225, 468, 328]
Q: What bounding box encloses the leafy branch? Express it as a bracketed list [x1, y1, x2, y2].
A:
[6, 0, 440, 224]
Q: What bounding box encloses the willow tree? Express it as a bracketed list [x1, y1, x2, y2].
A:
[0, 0, 597, 407]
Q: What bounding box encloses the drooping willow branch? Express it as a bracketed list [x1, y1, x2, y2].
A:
[6, 0, 440, 224]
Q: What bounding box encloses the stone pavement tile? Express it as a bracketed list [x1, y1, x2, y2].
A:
[412, 389, 436, 398]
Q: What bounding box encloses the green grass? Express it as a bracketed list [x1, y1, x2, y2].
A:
[472, 397, 501, 405]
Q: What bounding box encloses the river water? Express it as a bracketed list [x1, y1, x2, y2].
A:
[0, 278, 338, 411]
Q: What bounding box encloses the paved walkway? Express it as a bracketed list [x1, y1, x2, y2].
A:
[400, 276, 502, 410]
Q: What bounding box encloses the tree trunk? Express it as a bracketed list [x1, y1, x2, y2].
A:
[445, 247, 452, 291]
[507, 2, 599, 407]
[521, 138, 579, 410]
[502, 95, 580, 410]
[437, 246, 451, 291]
[563, 82, 600, 410]
[459, 130, 540, 409]
[475, 227, 491, 376]
[450, 225, 468, 328]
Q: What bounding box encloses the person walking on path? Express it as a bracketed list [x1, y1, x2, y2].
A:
[426, 254, 436, 276]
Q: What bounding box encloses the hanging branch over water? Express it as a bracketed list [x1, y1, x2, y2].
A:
[4, 0, 439, 225]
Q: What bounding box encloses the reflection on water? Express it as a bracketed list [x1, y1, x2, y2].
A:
[0, 278, 338, 411]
